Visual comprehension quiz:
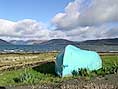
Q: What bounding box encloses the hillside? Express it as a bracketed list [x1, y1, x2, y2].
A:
[40, 39, 78, 45]
[0, 39, 11, 45]
[36, 39, 79, 51]
[79, 38, 118, 45]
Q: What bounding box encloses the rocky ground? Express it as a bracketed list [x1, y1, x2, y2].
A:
[4, 74, 118, 89]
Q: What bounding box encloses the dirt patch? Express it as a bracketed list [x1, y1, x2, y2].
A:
[60, 74, 118, 89]
[5, 74, 118, 89]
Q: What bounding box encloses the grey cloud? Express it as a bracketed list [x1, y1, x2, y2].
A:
[104, 27, 118, 38]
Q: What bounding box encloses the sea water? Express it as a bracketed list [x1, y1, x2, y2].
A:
[0, 45, 118, 53]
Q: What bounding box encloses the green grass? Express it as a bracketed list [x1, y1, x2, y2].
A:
[101, 55, 118, 67]
[0, 67, 64, 86]
[0, 61, 70, 86]
[72, 55, 118, 77]
[0, 54, 117, 86]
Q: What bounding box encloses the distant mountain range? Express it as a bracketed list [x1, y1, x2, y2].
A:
[79, 38, 118, 45]
[0, 39, 11, 45]
[0, 38, 117, 46]
[9, 38, 118, 45]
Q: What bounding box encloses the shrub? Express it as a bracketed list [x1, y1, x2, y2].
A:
[13, 70, 35, 84]
[72, 68, 91, 77]
[72, 70, 79, 76]
[72, 64, 118, 77]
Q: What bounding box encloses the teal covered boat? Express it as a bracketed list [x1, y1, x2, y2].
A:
[55, 45, 102, 77]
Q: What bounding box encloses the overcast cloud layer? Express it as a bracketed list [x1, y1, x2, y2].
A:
[0, 0, 118, 41]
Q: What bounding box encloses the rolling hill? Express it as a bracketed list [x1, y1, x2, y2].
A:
[39, 39, 78, 45]
[79, 38, 118, 45]
[36, 39, 79, 51]
[0, 39, 11, 45]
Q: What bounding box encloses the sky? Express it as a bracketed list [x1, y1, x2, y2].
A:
[0, 0, 118, 41]
[0, 0, 72, 22]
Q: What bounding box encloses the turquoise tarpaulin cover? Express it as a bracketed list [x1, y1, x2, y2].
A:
[55, 45, 102, 77]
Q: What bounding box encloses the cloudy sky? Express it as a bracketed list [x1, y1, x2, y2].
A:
[0, 0, 118, 41]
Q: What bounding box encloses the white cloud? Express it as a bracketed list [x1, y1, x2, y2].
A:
[52, 0, 80, 30]
[52, 0, 118, 40]
[52, 0, 118, 27]
[0, 19, 16, 36]
[0, 19, 67, 41]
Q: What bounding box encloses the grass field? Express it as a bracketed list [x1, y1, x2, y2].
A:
[0, 52, 118, 86]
